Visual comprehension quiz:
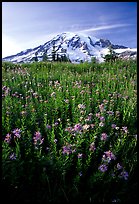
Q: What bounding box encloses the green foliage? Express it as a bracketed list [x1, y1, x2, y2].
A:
[31, 52, 38, 62]
[51, 43, 70, 62]
[42, 51, 48, 61]
[104, 46, 118, 62]
[91, 56, 98, 64]
[61, 54, 70, 62]
[2, 59, 137, 203]
[52, 45, 56, 61]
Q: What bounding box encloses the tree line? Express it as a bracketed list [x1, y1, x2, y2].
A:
[33, 44, 71, 63]
[32, 44, 118, 63]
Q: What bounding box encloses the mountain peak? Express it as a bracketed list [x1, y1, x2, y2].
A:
[2, 32, 136, 63]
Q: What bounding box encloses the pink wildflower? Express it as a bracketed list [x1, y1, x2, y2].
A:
[33, 131, 44, 146]
[74, 124, 83, 132]
[4, 133, 11, 143]
[101, 133, 108, 141]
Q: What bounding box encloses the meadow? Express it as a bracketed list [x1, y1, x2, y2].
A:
[2, 59, 137, 203]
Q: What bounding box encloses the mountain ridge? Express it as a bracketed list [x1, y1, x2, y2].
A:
[2, 32, 137, 63]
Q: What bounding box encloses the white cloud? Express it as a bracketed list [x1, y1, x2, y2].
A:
[78, 24, 130, 33]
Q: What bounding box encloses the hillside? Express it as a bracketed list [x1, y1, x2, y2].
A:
[2, 32, 137, 63]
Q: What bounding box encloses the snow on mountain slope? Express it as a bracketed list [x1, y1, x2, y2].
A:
[114, 48, 137, 53]
[2, 32, 137, 63]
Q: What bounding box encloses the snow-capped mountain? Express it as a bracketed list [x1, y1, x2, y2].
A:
[2, 32, 137, 63]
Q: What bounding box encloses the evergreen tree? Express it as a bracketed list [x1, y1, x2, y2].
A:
[56, 53, 61, 62]
[104, 45, 118, 62]
[52, 44, 56, 61]
[42, 50, 48, 61]
[61, 54, 69, 62]
[31, 52, 38, 62]
[60, 49, 70, 62]
[91, 57, 97, 64]
[34, 52, 38, 62]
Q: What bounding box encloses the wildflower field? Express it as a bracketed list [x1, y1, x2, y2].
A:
[2, 60, 137, 203]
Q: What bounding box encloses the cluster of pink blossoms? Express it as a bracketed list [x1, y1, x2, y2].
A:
[33, 131, 44, 146]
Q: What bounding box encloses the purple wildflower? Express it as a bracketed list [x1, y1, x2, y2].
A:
[54, 80, 60, 86]
[124, 96, 129, 99]
[2, 86, 10, 97]
[99, 122, 105, 127]
[111, 124, 116, 129]
[119, 170, 129, 180]
[78, 104, 86, 109]
[96, 113, 101, 118]
[65, 127, 73, 133]
[89, 142, 96, 151]
[77, 153, 83, 159]
[62, 144, 72, 155]
[101, 133, 108, 141]
[100, 116, 105, 121]
[85, 113, 93, 122]
[46, 124, 51, 129]
[98, 164, 108, 172]
[12, 128, 21, 139]
[122, 126, 128, 133]
[117, 163, 123, 170]
[10, 153, 16, 160]
[102, 150, 116, 163]
[90, 124, 95, 129]
[2, 85, 7, 91]
[105, 150, 116, 160]
[74, 124, 83, 132]
[107, 111, 114, 115]
[54, 121, 59, 126]
[33, 131, 44, 146]
[99, 104, 105, 112]
[80, 90, 85, 94]
[4, 133, 11, 143]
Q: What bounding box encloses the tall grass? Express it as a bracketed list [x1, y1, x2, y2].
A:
[2, 60, 137, 203]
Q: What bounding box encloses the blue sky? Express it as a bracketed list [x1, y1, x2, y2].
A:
[2, 2, 137, 57]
